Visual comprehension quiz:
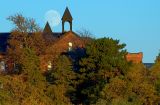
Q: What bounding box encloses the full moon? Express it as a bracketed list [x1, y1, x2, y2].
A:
[45, 10, 61, 28]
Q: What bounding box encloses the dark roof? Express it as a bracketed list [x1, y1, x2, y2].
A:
[43, 22, 53, 35]
[43, 22, 63, 41]
[0, 32, 64, 53]
[143, 63, 154, 68]
[52, 32, 62, 38]
[0, 33, 10, 53]
[62, 7, 73, 22]
[127, 52, 143, 54]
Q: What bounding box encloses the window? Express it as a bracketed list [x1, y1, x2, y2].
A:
[14, 63, 19, 72]
[68, 42, 73, 51]
[0, 61, 5, 72]
[47, 61, 52, 71]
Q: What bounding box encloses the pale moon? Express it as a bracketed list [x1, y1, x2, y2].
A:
[45, 10, 61, 27]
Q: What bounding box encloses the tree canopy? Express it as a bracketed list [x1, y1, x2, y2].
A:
[0, 14, 160, 105]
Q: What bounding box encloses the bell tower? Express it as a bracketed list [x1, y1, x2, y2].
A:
[62, 7, 73, 33]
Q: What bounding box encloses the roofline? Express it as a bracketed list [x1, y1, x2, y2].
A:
[127, 52, 143, 54]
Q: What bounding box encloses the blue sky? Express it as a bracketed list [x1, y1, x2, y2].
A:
[0, 0, 160, 63]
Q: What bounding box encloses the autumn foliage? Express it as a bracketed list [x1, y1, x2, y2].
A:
[0, 14, 160, 105]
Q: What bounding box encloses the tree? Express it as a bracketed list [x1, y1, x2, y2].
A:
[7, 14, 46, 72]
[77, 28, 94, 45]
[98, 77, 127, 104]
[76, 37, 129, 104]
[155, 51, 160, 63]
[46, 55, 76, 104]
[125, 64, 158, 105]
[7, 14, 40, 33]
[0, 75, 17, 105]
[77, 28, 93, 38]
[150, 53, 160, 103]
[1, 14, 56, 105]
[0, 49, 54, 105]
[95, 64, 158, 105]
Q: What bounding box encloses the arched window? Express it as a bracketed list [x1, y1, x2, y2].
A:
[64, 22, 70, 32]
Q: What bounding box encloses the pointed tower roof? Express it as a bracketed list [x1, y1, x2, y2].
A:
[43, 22, 53, 34]
[62, 7, 73, 22]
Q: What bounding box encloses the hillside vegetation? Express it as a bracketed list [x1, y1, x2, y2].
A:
[0, 14, 160, 105]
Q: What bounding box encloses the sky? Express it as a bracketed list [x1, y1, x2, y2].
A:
[0, 0, 160, 63]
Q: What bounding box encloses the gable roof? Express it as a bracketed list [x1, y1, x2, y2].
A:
[62, 7, 73, 22]
[53, 31, 82, 47]
[0, 32, 64, 53]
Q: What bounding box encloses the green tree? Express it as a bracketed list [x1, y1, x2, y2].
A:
[1, 14, 55, 105]
[46, 55, 76, 105]
[125, 64, 158, 105]
[7, 14, 46, 72]
[77, 37, 129, 104]
[95, 64, 158, 105]
[150, 53, 160, 103]
[0, 48, 55, 105]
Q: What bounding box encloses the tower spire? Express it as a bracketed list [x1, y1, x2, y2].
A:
[43, 22, 53, 42]
[62, 7, 73, 33]
[43, 22, 53, 34]
[62, 7, 73, 21]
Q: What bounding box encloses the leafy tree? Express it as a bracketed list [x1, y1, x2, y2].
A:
[46, 55, 76, 104]
[7, 14, 46, 72]
[76, 37, 129, 104]
[150, 53, 160, 104]
[0, 75, 17, 105]
[3, 13, 160, 105]
[0, 47, 55, 105]
[0, 14, 55, 105]
[95, 64, 158, 105]
[98, 77, 127, 104]
[125, 64, 157, 105]
[155, 51, 160, 63]
[0, 75, 54, 105]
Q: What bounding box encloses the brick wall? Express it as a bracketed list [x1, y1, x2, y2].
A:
[125, 52, 143, 63]
[40, 31, 85, 72]
[53, 31, 85, 52]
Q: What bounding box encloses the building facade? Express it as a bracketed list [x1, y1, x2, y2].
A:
[0, 7, 86, 73]
[0, 7, 143, 73]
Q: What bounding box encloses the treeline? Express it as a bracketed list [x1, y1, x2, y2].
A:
[0, 14, 160, 105]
